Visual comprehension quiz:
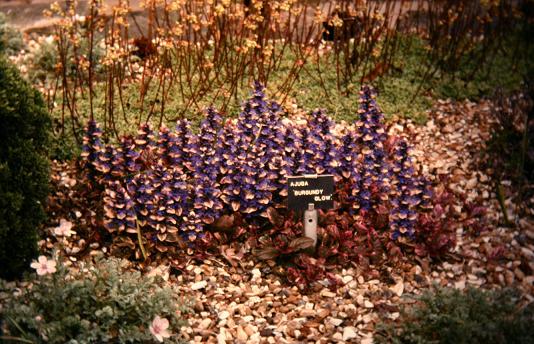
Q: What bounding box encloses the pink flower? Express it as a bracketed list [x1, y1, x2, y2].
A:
[30, 256, 57, 275]
[54, 219, 74, 237]
[149, 316, 171, 342]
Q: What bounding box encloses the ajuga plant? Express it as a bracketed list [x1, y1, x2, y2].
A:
[80, 120, 103, 184]
[79, 84, 468, 272]
[186, 108, 224, 236]
[352, 85, 391, 213]
[413, 183, 457, 258]
[389, 139, 420, 240]
[220, 83, 278, 217]
[308, 109, 340, 177]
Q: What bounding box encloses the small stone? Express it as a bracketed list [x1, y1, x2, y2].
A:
[342, 326, 358, 341]
[317, 308, 330, 319]
[343, 275, 353, 284]
[217, 329, 227, 344]
[333, 332, 343, 341]
[514, 268, 525, 281]
[236, 326, 248, 341]
[244, 324, 255, 337]
[356, 295, 364, 306]
[218, 310, 230, 320]
[191, 281, 207, 290]
[260, 328, 273, 337]
[251, 268, 261, 280]
[300, 309, 316, 317]
[199, 318, 212, 330]
[505, 270, 515, 285]
[321, 290, 336, 298]
[328, 318, 343, 327]
[364, 300, 374, 308]
[361, 336, 373, 344]
[362, 314, 372, 324]
[390, 280, 404, 297]
[454, 280, 466, 290]
[442, 124, 454, 133]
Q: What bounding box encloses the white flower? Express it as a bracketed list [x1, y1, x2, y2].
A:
[54, 219, 74, 237]
[149, 316, 171, 342]
[73, 14, 86, 22]
[30, 256, 57, 276]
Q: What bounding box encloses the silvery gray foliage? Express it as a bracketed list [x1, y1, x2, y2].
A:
[0, 256, 189, 343]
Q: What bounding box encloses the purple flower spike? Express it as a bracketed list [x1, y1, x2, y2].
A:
[353, 85, 391, 212]
[81, 120, 104, 183]
[389, 139, 420, 240]
[103, 180, 136, 234]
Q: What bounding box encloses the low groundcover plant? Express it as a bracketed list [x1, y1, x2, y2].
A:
[75, 83, 480, 287]
[0, 255, 189, 343]
[375, 286, 534, 344]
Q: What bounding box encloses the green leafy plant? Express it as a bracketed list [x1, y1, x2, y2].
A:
[0, 255, 189, 343]
[0, 13, 23, 56]
[0, 56, 51, 280]
[375, 287, 534, 344]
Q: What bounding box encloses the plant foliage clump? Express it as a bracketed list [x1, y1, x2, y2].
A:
[0, 57, 51, 280]
[78, 84, 477, 286]
[0, 256, 189, 343]
[0, 13, 23, 56]
[375, 287, 534, 344]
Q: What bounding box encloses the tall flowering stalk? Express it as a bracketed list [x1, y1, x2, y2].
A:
[389, 139, 420, 240]
[184, 108, 224, 237]
[308, 109, 340, 177]
[156, 126, 176, 166]
[220, 84, 274, 217]
[353, 85, 390, 212]
[103, 180, 136, 234]
[135, 123, 157, 170]
[173, 119, 197, 178]
[295, 124, 315, 175]
[118, 136, 141, 182]
[253, 92, 286, 202]
[97, 145, 121, 182]
[337, 126, 361, 208]
[281, 121, 304, 178]
[80, 120, 103, 183]
[127, 171, 155, 229]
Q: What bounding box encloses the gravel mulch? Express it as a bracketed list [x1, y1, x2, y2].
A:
[39, 97, 534, 343]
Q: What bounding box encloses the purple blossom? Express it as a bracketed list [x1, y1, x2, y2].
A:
[389, 139, 419, 240]
[103, 180, 136, 233]
[352, 85, 390, 212]
[80, 120, 103, 182]
[82, 82, 433, 252]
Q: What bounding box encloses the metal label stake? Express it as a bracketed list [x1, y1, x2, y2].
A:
[304, 203, 318, 247]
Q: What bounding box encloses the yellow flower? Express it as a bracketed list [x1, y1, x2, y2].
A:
[330, 15, 343, 28]
[215, 4, 225, 16]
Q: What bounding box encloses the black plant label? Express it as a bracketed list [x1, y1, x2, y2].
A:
[287, 175, 334, 210]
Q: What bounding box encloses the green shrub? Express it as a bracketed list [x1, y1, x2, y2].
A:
[0, 57, 51, 280]
[0, 256, 189, 343]
[0, 13, 23, 56]
[375, 287, 534, 344]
